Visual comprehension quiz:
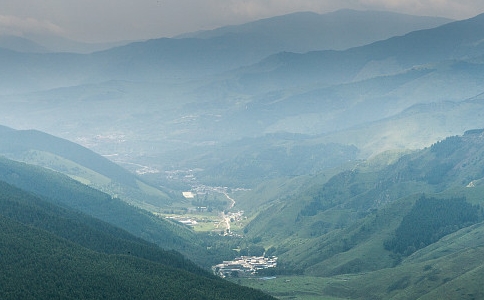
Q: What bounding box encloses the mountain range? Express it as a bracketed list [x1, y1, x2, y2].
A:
[177, 9, 451, 52]
[0, 10, 451, 93]
[3, 122, 484, 298]
[3, 8, 484, 299]
[0, 11, 481, 160]
[235, 12, 484, 88]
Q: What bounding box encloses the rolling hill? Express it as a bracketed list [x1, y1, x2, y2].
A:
[0, 125, 174, 208]
[236, 129, 484, 298]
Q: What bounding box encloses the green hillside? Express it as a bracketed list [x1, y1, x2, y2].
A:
[234, 130, 484, 298]
[0, 125, 174, 208]
[0, 180, 273, 299]
[3, 11, 484, 300]
[0, 156, 235, 268]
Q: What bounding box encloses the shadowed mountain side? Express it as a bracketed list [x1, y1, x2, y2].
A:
[0, 156, 234, 268]
[0, 180, 274, 299]
[0, 180, 205, 275]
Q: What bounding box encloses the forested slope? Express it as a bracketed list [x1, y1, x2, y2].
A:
[0, 156, 233, 268]
[243, 130, 484, 276]
[0, 180, 273, 299]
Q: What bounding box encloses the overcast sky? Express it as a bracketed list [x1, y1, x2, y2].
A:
[1, 0, 484, 43]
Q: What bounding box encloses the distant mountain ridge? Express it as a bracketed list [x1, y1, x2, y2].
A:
[236, 12, 484, 90]
[0, 9, 450, 56]
[0, 10, 453, 93]
[0, 33, 133, 54]
[178, 9, 451, 52]
[1, 11, 484, 184]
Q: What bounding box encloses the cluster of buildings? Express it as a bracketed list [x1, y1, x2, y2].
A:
[166, 216, 198, 226]
[212, 256, 278, 278]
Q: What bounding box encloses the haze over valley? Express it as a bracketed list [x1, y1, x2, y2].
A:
[2, 6, 484, 299]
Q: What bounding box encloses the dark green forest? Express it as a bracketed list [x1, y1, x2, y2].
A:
[384, 195, 480, 256]
[0, 179, 273, 299]
[0, 156, 236, 268]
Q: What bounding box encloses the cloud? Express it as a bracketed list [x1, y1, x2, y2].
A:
[1, 0, 483, 42]
[0, 15, 65, 36]
[207, 0, 484, 20]
[356, 0, 484, 19]
[177, 0, 481, 30]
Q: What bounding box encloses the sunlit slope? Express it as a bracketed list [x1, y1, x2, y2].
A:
[316, 221, 484, 299]
[0, 125, 173, 207]
[243, 130, 484, 276]
[232, 130, 484, 298]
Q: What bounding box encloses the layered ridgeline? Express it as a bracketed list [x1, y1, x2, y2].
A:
[177, 10, 451, 53]
[0, 180, 273, 299]
[0, 11, 482, 176]
[0, 156, 236, 268]
[236, 130, 484, 298]
[235, 12, 484, 89]
[0, 10, 451, 92]
[205, 12, 484, 148]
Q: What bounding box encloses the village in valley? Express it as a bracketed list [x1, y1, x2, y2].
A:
[212, 256, 278, 278]
[155, 168, 279, 278]
[162, 168, 250, 236]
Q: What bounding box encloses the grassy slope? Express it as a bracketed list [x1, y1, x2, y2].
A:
[235, 132, 484, 298]
[237, 216, 484, 299]
[0, 125, 173, 207]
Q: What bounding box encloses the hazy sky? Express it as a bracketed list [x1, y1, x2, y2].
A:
[1, 0, 484, 43]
